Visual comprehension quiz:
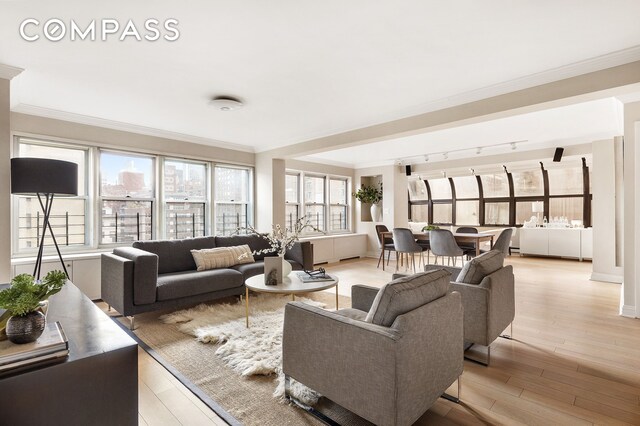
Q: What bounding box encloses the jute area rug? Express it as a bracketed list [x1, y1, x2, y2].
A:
[126, 291, 372, 426]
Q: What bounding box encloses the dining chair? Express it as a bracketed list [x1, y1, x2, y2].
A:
[456, 227, 478, 259]
[392, 228, 426, 273]
[429, 229, 465, 266]
[490, 228, 513, 256]
[375, 224, 395, 271]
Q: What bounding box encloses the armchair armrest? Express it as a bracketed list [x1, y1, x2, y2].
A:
[351, 285, 379, 312]
[283, 302, 399, 419]
[285, 241, 314, 271]
[113, 247, 158, 305]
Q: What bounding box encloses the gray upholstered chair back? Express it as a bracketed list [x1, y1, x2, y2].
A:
[429, 229, 463, 257]
[375, 224, 391, 249]
[456, 227, 478, 234]
[493, 228, 513, 255]
[392, 228, 421, 253]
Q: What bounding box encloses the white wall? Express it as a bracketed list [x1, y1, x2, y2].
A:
[0, 79, 10, 281]
[591, 138, 623, 283]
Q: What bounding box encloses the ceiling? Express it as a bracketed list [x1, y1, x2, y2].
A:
[1, 1, 640, 155]
[299, 97, 624, 168]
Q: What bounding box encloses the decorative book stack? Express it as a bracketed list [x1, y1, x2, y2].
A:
[0, 321, 69, 375]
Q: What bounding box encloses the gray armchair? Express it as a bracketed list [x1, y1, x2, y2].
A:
[425, 250, 515, 365]
[282, 270, 464, 426]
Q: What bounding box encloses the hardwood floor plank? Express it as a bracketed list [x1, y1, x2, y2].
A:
[574, 397, 640, 425]
[520, 390, 634, 426]
[138, 381, 181, 426]
[156, 387, 218, 426]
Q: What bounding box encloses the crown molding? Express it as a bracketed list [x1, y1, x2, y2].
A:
[11, 104, 255, 153]
[0, 64, 24, 80]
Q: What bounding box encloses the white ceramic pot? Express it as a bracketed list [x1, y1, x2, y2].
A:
[370, 203, 382, 222]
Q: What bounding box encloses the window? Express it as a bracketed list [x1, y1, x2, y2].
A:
[453, 176, 479, 199]
[481, 173, 509, 198]
[512, 170, 544, 197]
[304, 175, 326, 232]
[215, 166, 251, 236]
[100, 151, 155, 244]
[285, 173, 300, 230]
[164, 160, 207, 239]
[429, 178, 452, 199]
[485, 202, 509, 225]
[15, 140, 88, 251]
[548, 167, 583, 195]
[410, 204, 429, 222]
[550, 198, 583, 222]
[329, 178, 348, 232]
[408, 178, 428, 201]
[456, 200, 479, 225]
[515, 201, 535, 225]
[433, 203, 452, 224]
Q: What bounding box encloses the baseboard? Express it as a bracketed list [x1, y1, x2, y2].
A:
[590, 273, 623, 283]
[620, 304, 637, 318]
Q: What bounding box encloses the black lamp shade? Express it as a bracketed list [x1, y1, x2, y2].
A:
[11, 158, 78, 196]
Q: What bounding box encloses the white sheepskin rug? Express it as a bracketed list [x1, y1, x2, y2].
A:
[160, 294, 325, 404]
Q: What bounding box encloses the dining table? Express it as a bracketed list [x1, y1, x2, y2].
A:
[380, 231, 494, 257]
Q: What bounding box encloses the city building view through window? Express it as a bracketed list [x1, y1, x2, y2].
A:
[12, 137, 255, 253]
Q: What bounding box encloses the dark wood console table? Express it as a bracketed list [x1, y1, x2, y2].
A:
[0, 281, 138, 426]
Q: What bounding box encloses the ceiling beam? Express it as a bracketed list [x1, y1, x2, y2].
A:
[263, 60, 640, 159]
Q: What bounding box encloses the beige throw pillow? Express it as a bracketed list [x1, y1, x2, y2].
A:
[191, 245, 255, 271]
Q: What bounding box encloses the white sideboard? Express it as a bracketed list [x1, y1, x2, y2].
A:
[520, 228, 592, 260]
[300, 233, 368, 264]
[12, 253, 103, 300]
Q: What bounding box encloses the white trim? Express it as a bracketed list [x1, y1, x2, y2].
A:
[12, 104, 255, 153]
[620, 304, 637, 318]
[590, 272, 623, 284]
[0, 64, 23, 80]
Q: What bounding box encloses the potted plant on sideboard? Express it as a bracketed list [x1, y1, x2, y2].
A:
[0, 271, 66, 344]
[353, 183, 383, 222]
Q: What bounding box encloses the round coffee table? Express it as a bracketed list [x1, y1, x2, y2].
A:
[244, 272, 339, 327]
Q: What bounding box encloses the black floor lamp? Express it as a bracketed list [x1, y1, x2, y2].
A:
[11, 158, 78, 280]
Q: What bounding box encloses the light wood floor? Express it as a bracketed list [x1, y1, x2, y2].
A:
[107, 255, 640, 425]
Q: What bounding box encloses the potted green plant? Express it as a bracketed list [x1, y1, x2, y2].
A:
[421, 225, 440, 232]
[0, 271, 66, 344]
[353, 183, 383, 222]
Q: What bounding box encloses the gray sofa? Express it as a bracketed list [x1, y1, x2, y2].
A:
[283, 270, 464, 426]
[101, 234, 313, 324]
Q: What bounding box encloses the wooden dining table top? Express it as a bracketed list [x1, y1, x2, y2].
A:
[379, 230, 494, 243]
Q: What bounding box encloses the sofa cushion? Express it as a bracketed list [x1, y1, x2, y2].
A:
[365, 269, 450, 327]
[156, 269, 243, 301]
[336, 308, 368, 321]
[133, 236, 216, 274]
[191, 245, 254, 271]
[455, 250, 504, 285]
[215, 234, 273, 260]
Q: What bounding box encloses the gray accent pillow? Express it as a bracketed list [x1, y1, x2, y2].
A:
[365, 269, 450, 327]
[455, 250, 505, 285]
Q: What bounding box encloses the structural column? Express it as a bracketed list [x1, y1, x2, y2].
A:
[255, 153, 285, 232]
[622, 101, 640, 318]
[0, 77, 11, 281]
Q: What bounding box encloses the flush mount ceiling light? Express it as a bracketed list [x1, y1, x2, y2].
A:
[210, 96, 243, 111]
